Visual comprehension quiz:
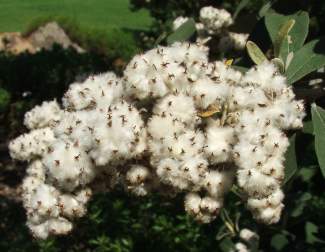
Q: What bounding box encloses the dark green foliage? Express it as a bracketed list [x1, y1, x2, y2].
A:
[1, 192, 221, 252]
[129, 0, 269, 47]
[0, 46, 114, 141]
[0, 88, 11, 112]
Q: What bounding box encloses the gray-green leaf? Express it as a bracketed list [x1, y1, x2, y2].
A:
[305, 222, 325, 244]
[233, 0, 250, 20]
[273, 19, 295, 58]
[246, 41, 267, 65]
[284, 134, 297, 184]
[258, 0, 277, 18]
[271, 234, 289, 251]
[219, 237, 234, 252]
[167, 18, 196, 45]
[302, 120, 314, 135]
[311, 103, 325, 178]
[286, 37, 325, 84]
[265, 11, 309, 62]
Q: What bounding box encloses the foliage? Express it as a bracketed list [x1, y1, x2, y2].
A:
[166, 19, 196, 45]
[0, 88, 11, 112]
[130, 0, 268, 48]
[0, 46, 120, 145]
[311, 104, 325, 177]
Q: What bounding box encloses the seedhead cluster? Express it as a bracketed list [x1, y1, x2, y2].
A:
[9, 42, 304, 238]
[173, 6, 249, 52]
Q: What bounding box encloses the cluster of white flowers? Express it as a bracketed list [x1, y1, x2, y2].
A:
[9, 42, 304, 238]
[172, 6, 249, 52]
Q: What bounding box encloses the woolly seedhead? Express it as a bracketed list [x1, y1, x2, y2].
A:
[9, 42, 304, 238]
[172, 6, 249, 52]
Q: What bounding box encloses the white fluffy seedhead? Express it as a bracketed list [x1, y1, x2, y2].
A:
[125, 165, 154, 196]
[89, 101, 147, 166]
[184, 193, 222, 223]
[233, 228, 260, 252]
[42, 139, 95, 191]
[200, 6, 233, 32]
[62, 72, 123, 110]
[123, 43, 209, 99]
[9, 43, 304, 238]
[173, 6, 248, 53]
[24, 100, 62, 130]
[9, 128, 56, 161]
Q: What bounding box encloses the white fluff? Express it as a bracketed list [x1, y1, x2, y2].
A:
[24, 100, 62, 130]
[9, 44, 305, 238]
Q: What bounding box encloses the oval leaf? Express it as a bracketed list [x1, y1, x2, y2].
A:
[233, 0, 250, 20]
[258, 0, 276, 18]
[246, 41, 267, 65]
[265, 11, 309, 61]
[274, 19, 295, 58]
[311, 103, 325, 178]
[167, 18, 196, 45]
[286, 37, 325, 84]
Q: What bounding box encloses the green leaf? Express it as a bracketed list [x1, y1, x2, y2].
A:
[154, 31, 167, 46]
[285, 52, 294, 70]
[167, 18, 196, 45]
[273, 19, 295, 58]
[246, 41, 267, 65]
[219, 237, 234, 252]
[232, 65, 249, 73]
[258, 1, 277, 18]
[305, 222, 325, 244]
[291, 192, 312, 217]
[286, 37, 325, 84]
[311, 103, 325, 178]
[299, 166, 317, 182]
[0, 88, 11, 111]
[265, 11, 309, 62]
[233, 0, 250, 20]
[271, 234, 289, 251]
[284, 134, 297, 183]
[302, 120, 314, 135]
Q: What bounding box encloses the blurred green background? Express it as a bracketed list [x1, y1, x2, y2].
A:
[0, 0, 152, 33]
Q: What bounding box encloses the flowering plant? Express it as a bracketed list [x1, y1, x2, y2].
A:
[7, 3, 325, 251]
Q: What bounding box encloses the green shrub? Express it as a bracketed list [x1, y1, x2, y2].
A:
[0, 88, 10, 112]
